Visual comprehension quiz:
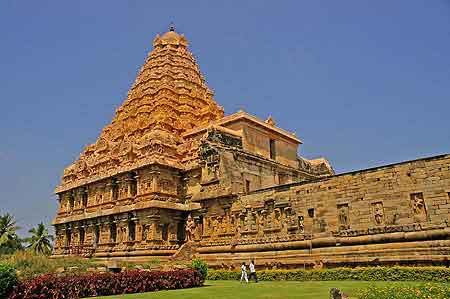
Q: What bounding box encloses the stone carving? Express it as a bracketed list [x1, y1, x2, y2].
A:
[410, 193, 427, 222]
[337, 204, 349, 230]
[392, 212, 400, 225]
[205, 128, 243, 148]
[372, 202, 384, 225]
[142, 224, 149, 241]
[298, 216, 305, 233]
[185, 214, 196, 241]
[284, 207, 298, 231]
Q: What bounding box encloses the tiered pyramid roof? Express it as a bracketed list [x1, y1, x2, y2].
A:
[57, 27, 224, 192]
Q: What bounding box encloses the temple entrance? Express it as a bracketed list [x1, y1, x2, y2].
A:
[161, 224, 168, 241]
[177, 221, 185, 243]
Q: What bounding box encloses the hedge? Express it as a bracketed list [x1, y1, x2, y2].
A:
[0, 264, 18, 298]
[190, 259, 208, 281]
[208, 266, 450, 282]
[359, 283, 450, 299]
[8, 269, 203, 299]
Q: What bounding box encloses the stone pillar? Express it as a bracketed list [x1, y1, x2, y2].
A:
[136, 221, 143, 242]
[147, 213, 161, 243]
[168, 222, 177, 244]
[86, 223, 94, 245]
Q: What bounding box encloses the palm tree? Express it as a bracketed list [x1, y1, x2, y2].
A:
[26, 222, 54, 255]
[0, 213, 22, 253]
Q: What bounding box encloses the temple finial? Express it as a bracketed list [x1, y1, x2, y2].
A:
[169, 22, 175, 32]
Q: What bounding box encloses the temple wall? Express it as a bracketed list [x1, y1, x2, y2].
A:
[196, 154, 450, 268]
[53, 207, 186, 257]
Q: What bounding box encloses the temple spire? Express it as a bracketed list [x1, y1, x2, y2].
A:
[169, 22, 175, 32]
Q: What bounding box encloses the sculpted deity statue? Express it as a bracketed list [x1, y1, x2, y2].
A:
[265, 211, 273, 229]
[274, 208, 282, 228]
[412, 196, 425, 214]
[338, 204, 349, 229]
[211, 217, 219, 235]
[185, 214, 196, 242]
[373, 202, 384, 225]
[287, 213, 296, 228]
[411, 193, 427, 222]
[250, 212, 258, 231]
[142, 224, 149, 241]
[298, 216, 304, 233]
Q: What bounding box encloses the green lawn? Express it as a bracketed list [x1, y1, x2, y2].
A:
[93, 280, 426, 299]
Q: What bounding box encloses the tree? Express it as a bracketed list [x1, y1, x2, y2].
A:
[25, 222, 54, 255]
[0, 213, 22, 254]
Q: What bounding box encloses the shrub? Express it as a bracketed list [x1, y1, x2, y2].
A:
[8, 269, 203, 299]
[0, 251, 103, 279]
[358, 283, 450, 299]
[207, 266, 450, 282]
[0, 264, 18, 298]
[190, 259, 208, 281]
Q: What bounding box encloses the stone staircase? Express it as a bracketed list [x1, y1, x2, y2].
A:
[171, 241, 198, 262]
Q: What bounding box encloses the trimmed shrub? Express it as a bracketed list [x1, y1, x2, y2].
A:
[0, 264, 18, 298]
[190, 259, 208, 281]
[358, 283, 450, 299]
[208, 266, 450, 282]
[8, 269, 203, 299]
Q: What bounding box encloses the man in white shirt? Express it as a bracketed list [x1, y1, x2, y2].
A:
[249, 260, 258, 282]
[240, 262, 249, 283]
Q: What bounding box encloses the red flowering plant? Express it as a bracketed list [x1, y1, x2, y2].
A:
[8, 269, 203, 299]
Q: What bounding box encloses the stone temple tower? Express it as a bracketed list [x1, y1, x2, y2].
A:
[52, 26, 342, 264]
[53, 26, 450, 269]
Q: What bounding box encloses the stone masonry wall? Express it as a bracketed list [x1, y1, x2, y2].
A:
[197, 154, 450, 268]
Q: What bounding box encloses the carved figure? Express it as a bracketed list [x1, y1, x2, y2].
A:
[142, 224, 149, 241]
[338, 204, 349, 229]
[185, 214, 196, 241]
[265, 211, 273, 229]
[411, 193, 427, 221]
[372, 202, 384, 225]
[298, 216, 304, 233]
[287, 213, 296, 227]
[274, 208, 282, 228]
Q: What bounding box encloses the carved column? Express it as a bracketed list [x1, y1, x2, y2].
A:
[147, 211, 161, 243]
[168, 222, 177, 244]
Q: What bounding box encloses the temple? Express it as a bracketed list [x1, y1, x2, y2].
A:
[53, 27, 450, 269]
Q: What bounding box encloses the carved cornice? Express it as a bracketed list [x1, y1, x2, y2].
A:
[183, 110, 302, 144]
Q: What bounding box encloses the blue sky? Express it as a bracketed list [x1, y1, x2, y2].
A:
[1, 1, 449, 233]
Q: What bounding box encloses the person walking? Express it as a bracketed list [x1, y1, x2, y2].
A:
[249, 260, 258, 283]
[240, 262, 249, 284]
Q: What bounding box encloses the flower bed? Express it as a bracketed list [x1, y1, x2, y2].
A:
[8, 269, 203, 299]
[208, 266, 450, 282]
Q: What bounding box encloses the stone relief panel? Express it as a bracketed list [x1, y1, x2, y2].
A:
[337, 204, 350, 230]
[298, 215, 304, 233]
[198, 197, 311, 247]
[371, 202, 385, 226]
[199, 143, 220, 184]
[410, 192, 427, 222]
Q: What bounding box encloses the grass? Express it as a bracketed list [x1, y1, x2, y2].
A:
[94, 280, 436, 299]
